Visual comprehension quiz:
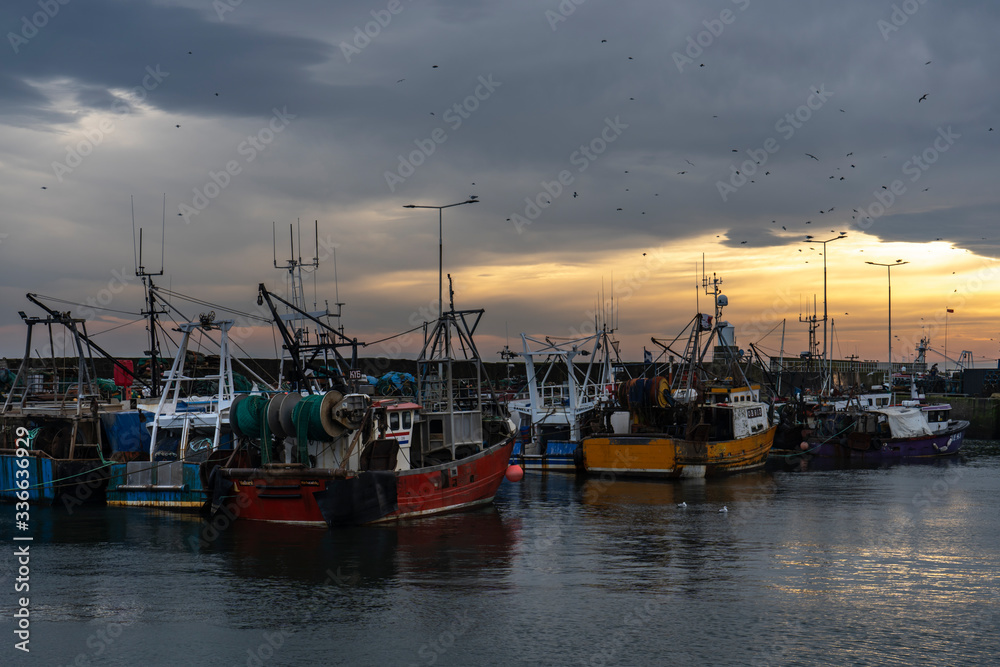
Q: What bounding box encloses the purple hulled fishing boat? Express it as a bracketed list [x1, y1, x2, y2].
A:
[807, 402, 968, 461]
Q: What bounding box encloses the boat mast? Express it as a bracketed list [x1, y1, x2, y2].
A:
[272, 220, 341, 391]
[133, 195, 167, 397]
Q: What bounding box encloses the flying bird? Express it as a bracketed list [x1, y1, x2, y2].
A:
[685, 159, 695, 166]
[396, 79, 405, 83]
[805, 153, 819, 161]
[918, 94, 928, 102]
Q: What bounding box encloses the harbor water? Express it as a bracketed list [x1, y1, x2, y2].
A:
[3, 443, 999, 666]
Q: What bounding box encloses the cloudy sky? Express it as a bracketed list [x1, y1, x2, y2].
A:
[2, 0, 999, 370]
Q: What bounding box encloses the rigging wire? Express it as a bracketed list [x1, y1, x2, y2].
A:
[365, 324, 424, 347]
[30, 293, 142, 317]
[90, 318, 145, 337]
[155, 288, 272, 323]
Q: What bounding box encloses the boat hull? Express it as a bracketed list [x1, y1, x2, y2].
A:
[0, 451, 109, 505]
[809, 421, 968, 460]
[581, 426, 776, 478]
[106, 460, 208, 509]
[509, 439, 577, 472]
[221, 437, 517, 527]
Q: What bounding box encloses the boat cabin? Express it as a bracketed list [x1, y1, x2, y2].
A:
[921, 404, 953, 433]
[371, 399, 420, 471]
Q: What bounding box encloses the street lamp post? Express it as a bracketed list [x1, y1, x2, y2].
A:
[403, 198, 479, 319]
[866, 259, 908, 382]
[804, 233, 846, 394]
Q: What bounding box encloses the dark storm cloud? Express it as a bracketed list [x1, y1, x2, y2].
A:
[2, 0, 999, 357]
[1, 0, 334, 123]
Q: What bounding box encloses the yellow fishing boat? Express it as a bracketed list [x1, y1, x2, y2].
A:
[581, 399, 775, 478]
[579, 270, 775, 479]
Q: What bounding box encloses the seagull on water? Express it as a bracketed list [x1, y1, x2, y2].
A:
[719, 506, 728, 513]
[677, 502, 687, 508]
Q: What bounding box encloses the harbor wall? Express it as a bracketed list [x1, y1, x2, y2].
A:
[925, 394, 1000, 439]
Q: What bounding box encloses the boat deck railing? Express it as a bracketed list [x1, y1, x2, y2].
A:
[513, 382, 613, 411]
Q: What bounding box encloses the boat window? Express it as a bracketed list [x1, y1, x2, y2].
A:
[389, 412, 400, 430]
[402, 411, 412, 429]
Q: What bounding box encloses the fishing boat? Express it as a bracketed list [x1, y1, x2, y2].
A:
[507, 328, 626, 472]
[105, 315, 243, 509]
[770, 337, 969, 464]
[0, 299, 149, 505]
[214, 282, 517, 526]
[579, 273, 775, 478]
[805, 402, 968, 460]
[780, 381, 969, 462]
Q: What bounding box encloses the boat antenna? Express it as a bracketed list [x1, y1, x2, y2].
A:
[160, 192, 166, 271]
[132, 194, 167, 396]
[131, 195, 138, 274]
[696, 257, 701, 314]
